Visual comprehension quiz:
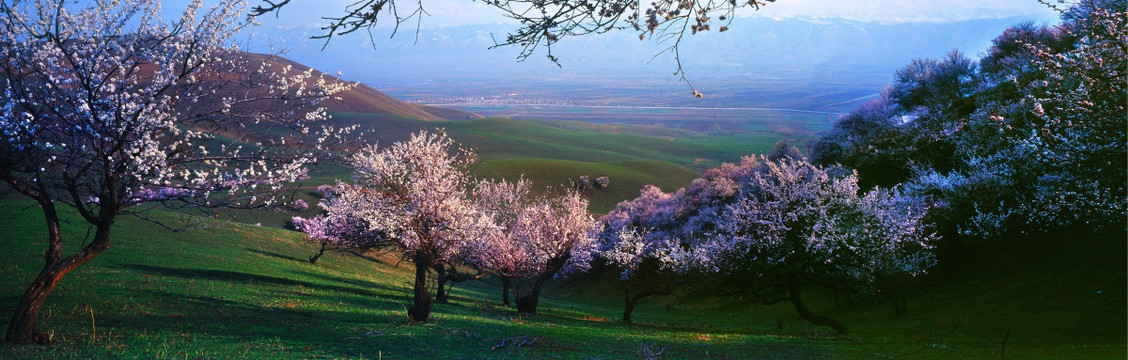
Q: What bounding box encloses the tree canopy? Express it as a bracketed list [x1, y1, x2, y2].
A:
[811, 0, 1126, 244]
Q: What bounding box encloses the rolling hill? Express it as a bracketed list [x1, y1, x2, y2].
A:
[244, 53, 482, 122]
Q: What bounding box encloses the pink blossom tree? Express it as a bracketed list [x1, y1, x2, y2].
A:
[468, 178, 535, 306]
[292, 184, 388, 263]
[598, 228, 680, 323]
[0, 0, 351, 344]
[508, 190, 599, 314]
[598, 157, 760, 323]
[469, 178, 599, 314]
[323, 130, 482, 322]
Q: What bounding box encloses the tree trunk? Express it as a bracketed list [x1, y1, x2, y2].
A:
[514, 276, 546, 314]
[622, 283, 670, 324]
[407, 256, 433, 322]
[434, 265, 448, 303]
[7, 270, 63, 344]
[787, 275, 849, 335]
[6, 203, 113, 344]
[623, 291, 653, 324]
[309, 242, 327, 264]
[622, 284, 635, 324]
[889, 284, 908, 316]
[500, 276, 511, 307]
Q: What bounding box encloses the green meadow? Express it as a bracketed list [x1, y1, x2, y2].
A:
[1, 201, 1123, 359]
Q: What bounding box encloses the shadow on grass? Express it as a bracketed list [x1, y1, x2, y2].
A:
[294, 270, 408, 296]
[103, 289, 402, 358]
[245, 248, 305, 262]
[338, 249, 395, 264]
[119, 264, 401, 302]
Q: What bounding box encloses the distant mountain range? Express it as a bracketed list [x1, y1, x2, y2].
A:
[252, 15, 1058, 84]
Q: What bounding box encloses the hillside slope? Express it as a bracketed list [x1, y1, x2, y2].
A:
[1, 201, 1123, 359]
[248, 54, 479, 121]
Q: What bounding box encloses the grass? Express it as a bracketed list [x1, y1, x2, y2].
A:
[327, 114, 798, 171]
[472, 159, 700, 214]
[1, 200, 1124, 359]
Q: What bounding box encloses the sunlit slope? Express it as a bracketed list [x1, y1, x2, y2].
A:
[216, 112, 792, 226]
[329, 114, 796, 169]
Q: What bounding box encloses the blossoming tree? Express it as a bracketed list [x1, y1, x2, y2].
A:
[468, 178, 534, 306]
[321, 130, 482, 322]
[470, 178, 599, 314]
[603, 153, 938, 331]
[292, 184, 388, 263]
[0, 0, 351, 344]
[598, 228, 679, 323]
[599, 157, 762, 323]
[694, 157, 938, 334]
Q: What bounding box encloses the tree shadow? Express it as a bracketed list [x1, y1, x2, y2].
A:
[338, 249, 396, 265]
[99, 289, 401, 358]
[119, 264, 400, 301]
[245, 247, 305, 262]
[291, 269, 409, 297]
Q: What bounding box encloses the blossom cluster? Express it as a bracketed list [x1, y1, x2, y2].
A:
[601, 154, 939, 291]
[298, 130, 601, 279]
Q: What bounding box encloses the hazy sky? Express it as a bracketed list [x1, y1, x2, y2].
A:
[740, 0, 1060, 22]
[145, 0, 1066, 96]
[173, 0, 1060, 28]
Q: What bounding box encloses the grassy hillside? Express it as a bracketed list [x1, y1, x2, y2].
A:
[247, 54, 485, 122]
[265, 113, 794, 220]
[327, 114, 797, 169]
[1, 201, 1124, 359]
[472, 159, 700, 213]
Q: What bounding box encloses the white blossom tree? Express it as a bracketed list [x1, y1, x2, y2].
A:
[322, 130, 482, 322]
[881, 1, 1126, 242]
[602, 152, 938, 331]
[0, 0, 351, 344]
[692, 157, 938, 334]
[598, 228, 680, 323]
[955, 2, 1127, 237]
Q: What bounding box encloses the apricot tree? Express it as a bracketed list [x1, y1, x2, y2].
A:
[0, 0, 349, 344]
